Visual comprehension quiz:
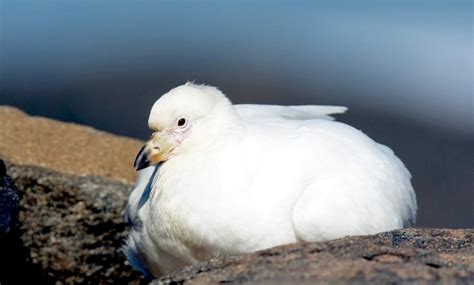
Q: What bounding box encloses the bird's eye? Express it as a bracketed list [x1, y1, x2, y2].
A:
[177, 118, 187, 127]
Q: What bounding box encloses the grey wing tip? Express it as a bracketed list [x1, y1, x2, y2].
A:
[122, 239, 154, 280]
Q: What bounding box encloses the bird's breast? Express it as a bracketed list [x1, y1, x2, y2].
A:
[144, 156, 299, 260]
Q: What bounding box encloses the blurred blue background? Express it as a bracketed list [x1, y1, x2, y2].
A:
[0, 0, 472, 227]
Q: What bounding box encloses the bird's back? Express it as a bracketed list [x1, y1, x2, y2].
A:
[234, 109, 417, 239]
[235, 104, 347, 123]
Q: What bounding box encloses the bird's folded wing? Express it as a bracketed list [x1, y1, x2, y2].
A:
[235, 104, 347, 122]
[124, 166, 157, 228]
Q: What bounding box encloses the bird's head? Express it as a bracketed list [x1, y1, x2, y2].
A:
[134, 82, 238, 170]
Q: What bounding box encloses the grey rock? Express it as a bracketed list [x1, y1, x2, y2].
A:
[0, 159, 19, 235]
[2, 160, 146, 284]
[155, 228, 473, 285]
[0, 159, 22, 285]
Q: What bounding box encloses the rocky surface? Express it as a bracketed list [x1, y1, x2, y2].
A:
[0, 106, 472, 284]
[0, 160, 19, 235]
[1, 162, 146, 284]
[0, 106, 145, 284]
[156, 228, 473, 285]
[0, 106, 142, 183]
[0, 160, 21, 285]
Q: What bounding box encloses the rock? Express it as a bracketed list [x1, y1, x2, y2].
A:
[0, 159, 21, 285]
[0, 107, 145, 284]
[0, 106, 142, 183]
[155, 228, 473, 284]
[0, 159, 19, 235]
[1, 162, 146, 284]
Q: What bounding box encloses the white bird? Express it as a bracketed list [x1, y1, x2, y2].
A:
[124, 82, 417, 278]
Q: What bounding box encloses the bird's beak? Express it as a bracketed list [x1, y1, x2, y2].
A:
[134, 132, 175, 171]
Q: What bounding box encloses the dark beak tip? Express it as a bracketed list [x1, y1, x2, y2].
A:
[134, 164, 149, 171]
[134, 145, 151, 171]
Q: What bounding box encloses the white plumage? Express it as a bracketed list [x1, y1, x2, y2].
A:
[124, 83, 417, 278]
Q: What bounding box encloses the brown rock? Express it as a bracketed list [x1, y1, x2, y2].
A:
[156, 228, 473, 285]
[0, 106, 143, 183]
[0, 106, 146, 284]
